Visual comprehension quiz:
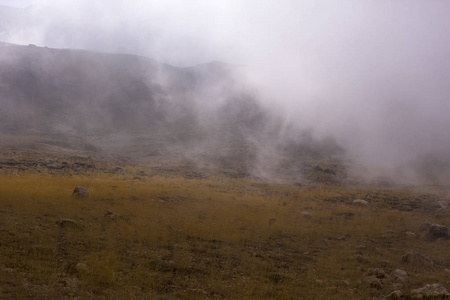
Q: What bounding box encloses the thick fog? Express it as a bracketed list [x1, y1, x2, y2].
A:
[1, 0, 450, 183]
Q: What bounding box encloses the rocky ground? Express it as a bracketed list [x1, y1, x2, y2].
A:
[1, 151, 450, 299]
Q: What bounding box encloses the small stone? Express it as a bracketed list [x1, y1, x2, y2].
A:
[352, 199, 369, 207]
[72, 186, 89, 198]
[75, 263, 88, 274]
[355, 254, 365, 263]
[268, 218, 276, 226]
[364, 276, 382, 289]
[401, 252, 434, 268]
[405, 231, 416, 239]
[437, 201, 447, 209]
[365, 268, 388, 279]
[387, 290, 403, 299]
[47, 162, 63, 169]
[419, 221, 449, 241]
[104, 210, 121, 219]
[301, 211, 312, 219]
[390, 269, 409, 285]
[411, 283, 450, 298]
[57, 218, 79, 229]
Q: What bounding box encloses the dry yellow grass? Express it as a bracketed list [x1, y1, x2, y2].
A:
[0, 169, 449, 299]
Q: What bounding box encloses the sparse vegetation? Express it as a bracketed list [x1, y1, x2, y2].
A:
[1, 162, 449, 299]
[2, 4, 450, 299]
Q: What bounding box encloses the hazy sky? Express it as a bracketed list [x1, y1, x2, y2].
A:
[1, 0, 450, 180]
[0, 0, 30, 7]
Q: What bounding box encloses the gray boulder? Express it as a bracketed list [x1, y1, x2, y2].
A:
[387, 290, 403, 299]
[419, 221, 449, 241]
[301, 211, 312, 219]
[104, 210, 121, 220]
[47, 162, 63, 169]
[72, 186, 89, 198]
[75, 263, 88, 274]
[365, 268, 388, 279]
[390, 269, 409, 285]
[405, 231, 416, 239]
[57, 218, 80, 229]
[411, 283, 450, 299]
[352, 199, 369, 207]
[401, 252, 434, 268]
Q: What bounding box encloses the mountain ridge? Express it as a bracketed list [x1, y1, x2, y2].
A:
[0, 42, 346, 182]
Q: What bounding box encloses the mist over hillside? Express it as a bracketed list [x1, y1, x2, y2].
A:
[1, 2, 450, 185]
[0, 42, 346, 181]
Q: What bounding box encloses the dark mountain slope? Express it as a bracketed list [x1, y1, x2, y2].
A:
[0, 42, 345, 180]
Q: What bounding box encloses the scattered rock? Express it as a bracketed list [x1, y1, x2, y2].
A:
[352, 199, 369, 207]
[401, 252, 434, 268]
[387, 290, 403, 299]
[75, 263, 88, 274]
[111, 167, 123, 173]
[411, 283, 450, 299]
[59, 277, 79, 295]
[46, 162, 63, 169]
[365, 268, 389, 279]
[438, 201, 448, 209]
[57, 218, 80, 229]
[405, 231, 416, 239]
[419, 221, 449, 241]
[301, 211, 312, 219]
[362, 269, 389, 291]
[104, 210, 121, 219]
[268, 218, 277, 227]
[390, 269, 409, 285]
[355, 254, 368, 263]
[72, 186, 89, 198]
[363, 276, 382, 289]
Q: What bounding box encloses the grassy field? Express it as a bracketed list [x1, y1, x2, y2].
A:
[0, 164, 450, 299]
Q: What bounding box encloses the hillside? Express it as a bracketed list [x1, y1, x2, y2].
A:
[0, 42, 345, 182]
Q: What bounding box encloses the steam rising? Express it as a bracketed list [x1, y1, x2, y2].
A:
[1, 0, 450, 184]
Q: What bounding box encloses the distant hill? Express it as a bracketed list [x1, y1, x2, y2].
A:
[0, 42, 345, 181]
